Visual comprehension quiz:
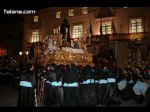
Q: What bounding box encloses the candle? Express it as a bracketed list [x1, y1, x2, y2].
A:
[56, 28, 59, 34]
[58, 26, 60, 34]
[65, 28, 68, 33]
[54, 29, 56, 34]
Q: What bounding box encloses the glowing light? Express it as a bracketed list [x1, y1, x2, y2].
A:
[0, 48, 7, 57]
[25, 51, 29, 55]
[34, 16, 38, 22]
[19, 51, 22, 56]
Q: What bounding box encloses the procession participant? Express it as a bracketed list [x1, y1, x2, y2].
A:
[126, 68, 136, 100]
[63, 64, 80, 106]
[48, 63, 63, 106]
[143, 66, 150, 106]
[134, 66, 150, 106]
[116, 67, 135, 101]
[43, 64, 52, 106]
[18, 63, 35, 107]
[145, 86, 150, 106]
[132, 66, 150, 104]
[79, 65, 97, 106]
[94, 66, 108, 106]
[143, 66, 150, 81]
[117, 68, 128, 101]
[51, 64, 64, 106]
[37, 67, 46, 106]
[101, 67, 120, 106]
[34, 64, 43, 90]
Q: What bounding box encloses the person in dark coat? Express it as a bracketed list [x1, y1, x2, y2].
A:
[17, 63, 35, 107]
[63, 64, 80, 106]
[79, 65, 97, 106]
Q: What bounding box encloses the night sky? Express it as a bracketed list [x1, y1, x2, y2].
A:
[0, 1, 52, 25]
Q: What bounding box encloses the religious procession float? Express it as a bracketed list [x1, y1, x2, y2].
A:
[38, 34, 94, 67]
[35, 18, 93, 66]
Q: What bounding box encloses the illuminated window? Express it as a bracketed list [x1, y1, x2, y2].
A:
[56, 12, 61, 18]
[34, 16, 38, 22]
[102, 22, 112, 34]
[68, 9, 74, 16]
[73, 24, 83, 38]
[31, 30, 39, 43]
[82, 7, 88, 14]
[130, 18, 143, 33]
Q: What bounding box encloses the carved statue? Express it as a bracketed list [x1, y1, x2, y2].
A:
[60, 18, 71, 45]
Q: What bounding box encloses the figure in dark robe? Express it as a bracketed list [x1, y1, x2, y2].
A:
[103, 68, 121, 106]
[51, 64, 64, 106]
[145, 86, 150, 106]
[117, 68, 129, 101]
[63, 64, 80, 106]
[18, 63, 35, 107]
[79, 65, 97, 106]
[132, 67, 149, 104]
[60, 18, 71, 43]
[43, 64, 52, 106]
[94, 67, 109, 106]
[29, 43, 35, 61]
[43, 63, 63, 106]
[37, 66, 45, 106]
[125, 68, 136, 100]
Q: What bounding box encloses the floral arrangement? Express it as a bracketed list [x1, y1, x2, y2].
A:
[61, 47, 84, 54]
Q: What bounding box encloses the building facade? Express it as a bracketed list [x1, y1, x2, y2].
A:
[23, 7, 150, 68]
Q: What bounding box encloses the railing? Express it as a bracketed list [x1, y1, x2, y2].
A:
[92, 32, 146, 41]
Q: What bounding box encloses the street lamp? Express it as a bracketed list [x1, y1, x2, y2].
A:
[25, 51, 29, 55]
[19, 51, 22, 56]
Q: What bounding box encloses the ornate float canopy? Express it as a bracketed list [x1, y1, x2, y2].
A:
[39, 34, 94, 67]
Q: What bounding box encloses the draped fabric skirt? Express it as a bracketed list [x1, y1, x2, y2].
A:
[63, 87, 80, 106]
[126, 83, 136, 100]
[51, 86, 64, 106]
[95, 84, 109, 105]
[18, 86, 34, 107]
[145, 86, 150, 106]
[79, 84, 97, 106]
[43, 83, 52, 106]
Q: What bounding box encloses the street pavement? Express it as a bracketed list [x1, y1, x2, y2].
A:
[0, 84, 18, 107]
[0, 84, 146, 107]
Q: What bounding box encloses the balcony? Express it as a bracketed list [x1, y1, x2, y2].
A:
[91, 32, 146, 42]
